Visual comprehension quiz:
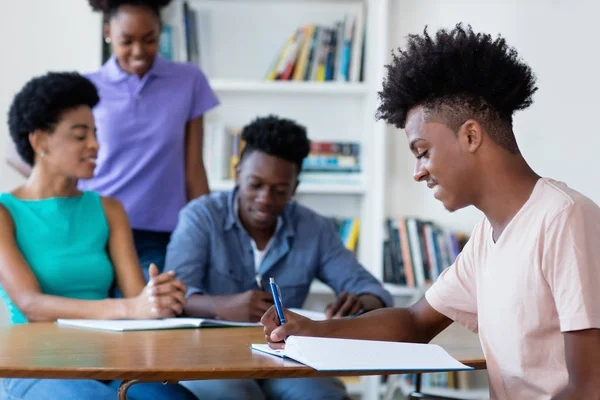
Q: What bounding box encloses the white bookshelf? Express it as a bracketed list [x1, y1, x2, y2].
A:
[210, 79, 369, 95]
[310, 280, 420, 297]
[160, 1, 486, 399]
[211, 179, 367, 194]
[163, 0, 391, 288]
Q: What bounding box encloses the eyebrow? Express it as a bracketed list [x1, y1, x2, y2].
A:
[70, 124, 91, 130]
[409, 138, 426, 152]
[249, 175, 291, 187]
[120, 30, 157, 38]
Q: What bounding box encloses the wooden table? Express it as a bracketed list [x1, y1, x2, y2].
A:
[0, 322, 485, 399]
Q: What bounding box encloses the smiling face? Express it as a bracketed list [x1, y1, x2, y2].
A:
[105, 5, 160, 77]
[405, 106, 481, 212]
[236, 150, 298, 234]
[30, 105, 99, 179]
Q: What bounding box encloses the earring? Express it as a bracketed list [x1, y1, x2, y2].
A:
[40, 151, 46, 158]
[104, 37, 111, 44]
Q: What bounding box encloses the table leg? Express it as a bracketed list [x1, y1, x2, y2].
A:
[117, 379, 179, 400]
[118, 380, 140, 400]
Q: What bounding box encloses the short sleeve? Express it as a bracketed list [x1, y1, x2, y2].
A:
[188, 67, 219, 121]
[542, 200, 600, 332]
[425, 221, 483, 333]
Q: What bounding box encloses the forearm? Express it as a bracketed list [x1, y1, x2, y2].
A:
[18, 293, 130, 322]
[186, 163, 210, 201]
[183, 293, 221, 318]
[313, 307, 430, 343]
[552, 386, 600, 400]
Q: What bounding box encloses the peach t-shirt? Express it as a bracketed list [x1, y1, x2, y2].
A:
[426, 178, 600, 399]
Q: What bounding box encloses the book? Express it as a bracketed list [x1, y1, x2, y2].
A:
[56, 308, 324, 332]
[251, 336, 474, 372]
[158, 24, 174, 61]
[56, 318, 260, 332]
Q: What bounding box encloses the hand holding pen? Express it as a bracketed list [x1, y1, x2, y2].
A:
[261, 277, 318, 349]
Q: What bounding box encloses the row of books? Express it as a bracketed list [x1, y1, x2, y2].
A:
[228, 128, 245, 180]
[330, 217, 360, 253]
[303, 141, 360, 173]
[202, 122, 363, 186]
[383, 217, 469, 288]
[266, 12, 365, 82]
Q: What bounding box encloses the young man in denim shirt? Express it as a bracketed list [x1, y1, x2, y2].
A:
[165, 115, 392, 400]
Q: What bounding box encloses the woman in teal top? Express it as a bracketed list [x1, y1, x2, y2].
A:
[0, 191, 116, 324]
[0, 73, 195, 400]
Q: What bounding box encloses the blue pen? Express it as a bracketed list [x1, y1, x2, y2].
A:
[269, 277, 286, 325]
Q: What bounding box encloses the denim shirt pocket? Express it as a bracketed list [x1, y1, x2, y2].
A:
[208, 262, 249, 295]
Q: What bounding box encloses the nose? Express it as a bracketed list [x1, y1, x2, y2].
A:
[413, 159, 429, 183]
[88, 135, 100, 151]
[131, 42, 143, 57]
[256, 187, 274, 205]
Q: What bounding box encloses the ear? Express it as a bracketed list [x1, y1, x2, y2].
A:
[458, 119, 484, 154]
[28, 130, 49, 158]
[291, 179, 299, 197]
[234, 162, 241, 185]
[103, 23, 111, 44]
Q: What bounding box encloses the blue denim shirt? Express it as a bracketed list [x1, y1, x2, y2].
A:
[164, 189, 393, 309]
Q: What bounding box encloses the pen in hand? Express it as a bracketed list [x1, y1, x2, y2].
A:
[269, 277, 286, 326]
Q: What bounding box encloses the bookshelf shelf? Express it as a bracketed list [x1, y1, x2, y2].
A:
[397, 380, 490, 400]
[209, 79, 368, 95]
[383, 283, 421, 297]
[210, 179, 367, 194]
[309, 281, 420, 297]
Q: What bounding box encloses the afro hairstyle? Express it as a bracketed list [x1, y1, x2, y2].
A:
[239, 115, 310, 173]
[8, 72, 100, 165]
[88, 0, 172, 21]
[377, 23, 538, 154]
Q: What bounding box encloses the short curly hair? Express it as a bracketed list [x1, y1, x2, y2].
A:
[88, 0, 172, 22]
[377, 23, 538, 154]
[240, 115, 310, 173]
[8, 72, 100, 165]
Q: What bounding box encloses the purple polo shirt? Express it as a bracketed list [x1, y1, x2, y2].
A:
[80, 55, 219, 232]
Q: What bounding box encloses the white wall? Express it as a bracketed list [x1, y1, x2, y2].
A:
[0, 0, 101, 323]
[0, 0, 101, 193]
[387, 0, 600, 233]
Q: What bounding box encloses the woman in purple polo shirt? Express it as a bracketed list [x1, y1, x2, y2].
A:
[81, 0, 219, 278]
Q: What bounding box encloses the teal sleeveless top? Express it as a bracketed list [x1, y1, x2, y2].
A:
[0, 191, 114, 324]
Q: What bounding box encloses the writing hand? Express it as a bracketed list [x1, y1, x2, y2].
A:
[261, 306, 317, 349]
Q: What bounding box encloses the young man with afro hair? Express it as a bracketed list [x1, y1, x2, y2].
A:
[262, 24, 600, 399]
[164, 115, 392, 400]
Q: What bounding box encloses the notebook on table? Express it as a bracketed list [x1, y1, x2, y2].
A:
[251, 336, 473, 372]
[56, 308, 326, 332]
[56, 318, 260, 332]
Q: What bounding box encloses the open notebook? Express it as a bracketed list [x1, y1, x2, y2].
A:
[55, 308, 326, 332]
[56, 318, 260, 332]
[252, 336, 473, 372]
